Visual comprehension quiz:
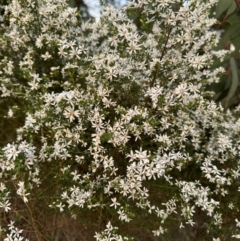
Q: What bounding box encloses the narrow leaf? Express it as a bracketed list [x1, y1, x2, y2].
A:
[225, 57, 239, 108]
[227, 1, 237, 16]
[216, 0, 234, 18]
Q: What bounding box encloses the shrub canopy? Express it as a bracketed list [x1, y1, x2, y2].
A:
[0, 0, 240, 240]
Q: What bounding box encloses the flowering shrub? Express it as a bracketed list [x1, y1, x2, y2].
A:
[0, 0, 240, 240]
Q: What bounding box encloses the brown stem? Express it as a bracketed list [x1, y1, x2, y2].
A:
[235, 0, 240, 10]
[150, 26, 173, 88]
[25, 202, 44, 241]
[160, 26, 173, 61]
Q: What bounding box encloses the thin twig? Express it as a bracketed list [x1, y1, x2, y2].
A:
[160, 26, 173, 61]
[235, 0, 240, 10]
[25, 202, 44, 241]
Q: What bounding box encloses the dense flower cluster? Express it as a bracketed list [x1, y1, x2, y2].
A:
[0, 0, 240, 240]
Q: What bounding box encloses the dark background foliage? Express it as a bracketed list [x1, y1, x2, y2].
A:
[207, 0, 240, 109]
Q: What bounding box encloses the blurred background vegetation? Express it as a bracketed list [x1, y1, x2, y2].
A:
[208, 0, 240, 109]
[0, 0, 240, 240]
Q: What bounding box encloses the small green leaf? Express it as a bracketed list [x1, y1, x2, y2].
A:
[126, 7, 141, 21]
[100, 132, 113, 143]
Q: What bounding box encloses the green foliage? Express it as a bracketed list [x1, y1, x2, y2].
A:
[208, 0, 240, 109]
[215, 0, 236, 19]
